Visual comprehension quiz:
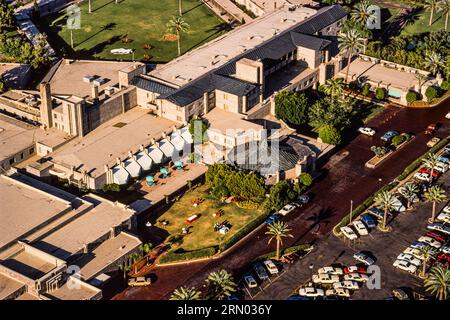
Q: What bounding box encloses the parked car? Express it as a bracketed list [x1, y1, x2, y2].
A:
[427, 137, 441, 148]
[367, 207, 389, 220]
[287, 294, 311, 300]
[317, 266, 344, 275]
[253, 263, 269, 280]
[440, 245, 450, 254]
[443, 205, 450, 214]
[358, 127, 376, 136]
[434, 162, 449, 173]
[278, 203, 298, 216]
[418, 236, 442, 249]
[425, 231, 447, 243]
[343, 273, 369, 282]
[325, 288, 351, 298]
[391, 196, 406, 213]
[392, 288, 410, 300]
[396, 253, 421, 267]
[312, 273, 340, 284]
[298, 194, 310, 205]
[381, 130, 399, 142]
[418, 167, 439, 177]
[341, 226, 358, 240]
[438, 155, 450, 165]
[244, 275, 258, 288]
[265, 214, 281, 225]
[333, 280, 359, 290]
[410, 240, 431, 250]
[263, 260, 279, 274]
[393, 259, 417, 273]
[360, 214, 377, 229]
[437, 253, 450, 263]
[352, 220, 369, 236]
[128, 277, 151, 287]
[414, 172, 430, 182]
[298, 287, 325, 297]
[427, 223, 450, 235]
[446, 111, 450, 119]
[425, 123, 439, 135]
[432, 259, 450, 269]
[343, 265, 367, 274]
[353, 252, 375, 266]
[403, 247, 426, 260]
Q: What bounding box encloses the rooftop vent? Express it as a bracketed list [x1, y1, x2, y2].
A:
[83, 75, 96, 83]
[93, 78, 106, 86]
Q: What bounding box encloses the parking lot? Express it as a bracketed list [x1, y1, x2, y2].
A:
[255, 162, 450, 300]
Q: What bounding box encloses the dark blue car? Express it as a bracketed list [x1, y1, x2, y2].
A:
[265, 214, 281, 225]
[360, 214, 377, 229]
[381, 130, 400, 142]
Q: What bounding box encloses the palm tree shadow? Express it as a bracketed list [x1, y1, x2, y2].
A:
[182, 2, 204, 15]
[76, 22, 117, 48]
[92, 0, 117, 13]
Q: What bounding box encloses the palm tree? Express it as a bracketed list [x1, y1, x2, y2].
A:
[178, 0, 183, 16]
[439, 0, 450, 31]
[117, 262, 131, 279]
[420, 245, 435, 277]
[424, 266, 450, 300]
[170, 286, 202, 300]
[424, 0, 440, 26]
[139, 243, 153, 255]
[424, 185, 447, 223]
[374, 190, 396, 231]
[338, 29, 365, 84]
[166, 16, 190, 57]
[415, 73, 428, 94]
[351, 0, 372, 26]
[424, 51, 445, 76]
[422, 153, 439, 186]
[88, 0, 92, 13]
[206, 269, 237, 299]
[403, 182, 419, 209]
[322, 78, 345, 103]
[266, 221, 293, 260]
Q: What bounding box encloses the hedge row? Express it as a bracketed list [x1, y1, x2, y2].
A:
[252, 244, 312, 263]
[158, 246, 217, 264]
[333, 136, 450, 235]
[219, 211, 271, 252]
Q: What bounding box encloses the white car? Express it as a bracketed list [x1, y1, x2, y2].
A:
[333, 280, 359, 290]
[341, 226, 358, 240]
[440, 245, 450, 254]
[244, 275, 258, 288]
[427, 223, 450, 235]
[325, 288, 351, 298]
[278, 203, 298, 216]
[393, 259, 417, 273]
[396, 253, 421, 267]
[312, 273, 340, 284]
[434, 162, 449, 173]
[343, 273, 369, 282]
[414, 172, 430, 182]
[358, 127, 376, 136]
[263, 260, 279, 274]
[317, 266, 344, 275]
[442, 205, 450, 214]
[110, 48, 133, 54]
[298, 287, 325, 297]
[403, 247, 425, 260]
[418, 236, 442, 249]
[353, 252, 375, 266]
[436, 212, 450, 224]
[445, 111, 450, 119]
[352, 221, 369, 236]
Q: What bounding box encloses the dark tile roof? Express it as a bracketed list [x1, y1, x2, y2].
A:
[294, 5, 348, 35]
[130, 76, 176, 95]
[213, 75, 256, 96]
[290, 32, 331, 51]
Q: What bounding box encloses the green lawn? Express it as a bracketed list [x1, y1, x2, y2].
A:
[156, 184, 263, 252]
[38, 0, 228, 62]
[401, 9, 446, 36]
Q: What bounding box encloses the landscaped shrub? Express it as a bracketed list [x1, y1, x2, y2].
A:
[102, 183, 120, 192]
[253, 244, 312, 262]
[375, 87, 386, 100]
[349, 80, 358, 91]
[236, 200, 260, 209]
[441, 80, 450, 91]
[391, 134, 406, 147]
[425, 86, 439, 102]
[370, 146, 389, 157]
[298, 172, 313, 187]
[159, 246, 217, 264]
[406, 91, 418, 104]
[361, 83, 370, 96]
[318, 125, 342, 145]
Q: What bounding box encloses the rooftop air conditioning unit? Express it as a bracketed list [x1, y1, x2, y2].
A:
[93, 78, 106, 86]
[83, 75, 96, 83]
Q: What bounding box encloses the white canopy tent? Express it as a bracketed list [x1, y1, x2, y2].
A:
[180, 126, 193, 144]
[112, 165, 131, 185]
[123, 158, 142, 178]
[158, 139, 175, 159]
[147, 145, 164, 164]
[170, 131, 186, 152]
[135, 151, 153, 171]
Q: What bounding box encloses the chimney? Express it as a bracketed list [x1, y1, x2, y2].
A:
[39, 82, 53, 129]
[91, 85, 99, 100]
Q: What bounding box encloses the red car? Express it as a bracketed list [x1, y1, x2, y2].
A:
[418, 167, 439, 177]
[437, 253, 450, 263]
[433, 260, 450, 269]
[343, 266, 367, 274]
[425, 231, 446, 243]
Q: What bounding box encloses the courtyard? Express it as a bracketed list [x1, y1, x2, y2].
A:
[37, 0, 229, 62]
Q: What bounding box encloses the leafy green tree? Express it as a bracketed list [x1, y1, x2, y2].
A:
[422, 153, 440, 186]
[424, 51, 445, 76]
[391, 134, 406, 147]
[0, 77, 5, 93]
[321, 78, 345, 103]
[424, 266, 450, 300]
[266, 221, 293, 260]
[375, 87, 386, 100]
[361, 83, 370, 96]
[0, 2, 15, 33]
[318, 125, 342, 145]
[264, 181, 296, 212]
[309, 97, 354, 131]
[298, 172, 313, 187]
[425, 86, 439, 102]
[206, 270, 237, 300]
[189, 118, 209, 143]
[274, 91, 309, 126]
[170, 286, 202, 300]
[424, 185, 447, 222]
[406, 91, 419, 104]
[351, 0, 373, 26]
[402, 182, 419, 209]
[374, 190, 396, 230]
[441, 80, 450, 91]
[166, 16, 190, 56]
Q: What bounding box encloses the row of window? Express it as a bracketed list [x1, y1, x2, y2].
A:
[6, 147, 34, 166]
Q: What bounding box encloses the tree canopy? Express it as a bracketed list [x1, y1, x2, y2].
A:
[274, 91, 309, 126]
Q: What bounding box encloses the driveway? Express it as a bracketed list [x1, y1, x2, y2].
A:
[113, 101, 450, 300]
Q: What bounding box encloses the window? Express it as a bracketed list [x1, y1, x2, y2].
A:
[223, 93, 228, 100]
[223, 104, 229, 111]
[9, 158, 14, 165]
[20, 153, 24, 159]
[176, 106, 182, 112]
[176, 115, 182, 121]
[29, 147, 34, 154]
[54, 114, 57, 119]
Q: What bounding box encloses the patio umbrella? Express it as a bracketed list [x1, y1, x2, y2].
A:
[174, 161, 183, 170]
[160, 168, 169, 174]
[146, 175, 154, 182]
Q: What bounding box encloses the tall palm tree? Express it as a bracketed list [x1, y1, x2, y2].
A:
[338, 29, 365, 84]
[88, 0, 92, 13]
[420, 245, 435, 277]
[166, 16, 190, 57]
[206, 269, 237, 299]
[424, 51, 445, 76]
[415, 73, 428, 94]
[440, 0, 450, 31]
[403, 182, 419, 210]
[351, 0, 372, 26]
[424, 185, 447, 223]
[178, 0, 183, 16]
[117, 262, 131, 279]
[374, 190, 396, 231]
[170, 286, 202, 300]
[424, 266, 450, 300]
[424, 0, 440, 26]
[139, 243, 153, 255]
[422, 153, 440, 186]
[266, 221, 293, 260]
[322, 78, 345, 103]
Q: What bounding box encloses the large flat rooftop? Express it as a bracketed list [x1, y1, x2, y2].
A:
[149, 6, 317, 87]
[204, 107, 263, 135]
[0, 273, 24, 300]
[50, 107, 177, 177]
[1, 249, 59, 280]
[46, 280, 101, 300]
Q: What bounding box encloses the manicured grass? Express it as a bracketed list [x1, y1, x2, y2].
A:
[38, 0, 228, 62]
[157, 184, 263, 252]
[401, 9, 446, 36]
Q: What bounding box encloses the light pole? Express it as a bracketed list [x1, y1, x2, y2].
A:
[308, 263, 314, 279]
[349, 200, 353, 224]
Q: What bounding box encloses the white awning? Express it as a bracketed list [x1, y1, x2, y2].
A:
[170, 132, 186, 152]
[135, 151, 153, 171]
[112, 165, 131, 185]
[158, 139, 175, 158]
[147, 145, 164, 164]
[124, 158, 142, 178]
[180, 126, 193, 144]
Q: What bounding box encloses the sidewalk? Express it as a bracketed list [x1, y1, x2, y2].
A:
[202, 0, 254, 23]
